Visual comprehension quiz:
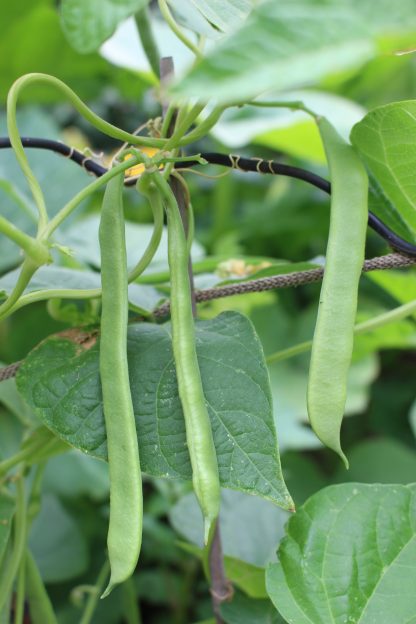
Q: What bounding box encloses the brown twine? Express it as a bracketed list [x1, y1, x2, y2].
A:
[0, 252, 414, 382]
[153, 252, 416, 318]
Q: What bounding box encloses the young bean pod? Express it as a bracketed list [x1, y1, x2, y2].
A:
[307, 118, 368, 466]
[99, 173, 142, 596]
[140, 171, 220, 543]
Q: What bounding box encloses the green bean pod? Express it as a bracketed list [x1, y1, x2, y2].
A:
[307, 117, 368, 467]
[99, 174, 142, 596]
[144, 172, 220, 543]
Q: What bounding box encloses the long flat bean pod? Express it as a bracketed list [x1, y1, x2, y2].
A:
[142, 172, 220, 543]
[99, 173, 142, 596]
[307, 118, 368, 466]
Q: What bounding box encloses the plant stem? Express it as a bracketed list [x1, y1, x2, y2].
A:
[0, 477, 27, 613]
[8, 74, 167, 149]
[129, 181, 164, 281]
[135, 6, 160, 78]
[266, 298, 416, 364]
[0, 434, 53, 480]
[25, 550, 57, 624]
[79, 561, 110, 624]
[14, 557, 25, 624]
[7, 73, 167, 225]
[247, 99, 316, 117]
[0, 259, 38, 322]
[158, 0, 202, 59]
[0, 216, 50, 265]
[42, 155, 146, 238]
[177, 107, 226, 147]
[121, 577, 142, 624]
[164, 101, 206, 150]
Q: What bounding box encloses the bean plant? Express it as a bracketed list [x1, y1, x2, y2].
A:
[0, 1, 416, 623]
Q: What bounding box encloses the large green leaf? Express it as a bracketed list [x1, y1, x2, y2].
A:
[351, 101, 416, 241]
[266, 483, 416, 624]
[173, 0, 416, 102]
[61, 0, 149, 54]
[17, 312, 293, 509]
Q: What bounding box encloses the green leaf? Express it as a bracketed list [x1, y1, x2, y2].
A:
[61, 0, 149, 54]
[17, 311, 293, 509]
[366, 269, 416, 308]
[0, 266, 163, 315]
[351, 101, 416, 241]
[59, 214, 205, 277]
[221, 591, 285, 624]
[168, 0, 253, 37]
[266, 483, 416, 624]
[0, 6, 124, 103]
[173, 0, 416, 103]
[0, 376, 38, 427]
[333, 438, 416, 485]
[352, 312, 416, 360]
[20, 427, 69, 465]
[42, 451, 109, 501]
[170, 489, 288, 566]
[0, 493, 15, 563]
[0, 181, 36, 272]
[29, 494, 89, 582]
[269, 354, 378, 452]
[282, 453, 326, 507]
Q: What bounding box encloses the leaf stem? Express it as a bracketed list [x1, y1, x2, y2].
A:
[0, 216, 50, 265]
[158, 0, 202, 59]
[266, 298, 416, 364]
[176, 107, 226, 147]
[247, 99, 316, 117]
[7, 73, 168, 225]
[129, 181, 164, 281]
[14, 556, 25, 624]
[42, 155, 147, 238]
[0, 259, 38, 322]
[164, 101, 206, 150]
[0, 477, 27, 613]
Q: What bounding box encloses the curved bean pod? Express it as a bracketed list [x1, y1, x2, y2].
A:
[307, 118, 369, 466]
[142, 171, 220, 543]
[99, 173, 142, 596]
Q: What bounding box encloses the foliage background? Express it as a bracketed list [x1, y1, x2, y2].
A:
[1, 1, 416, 622]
